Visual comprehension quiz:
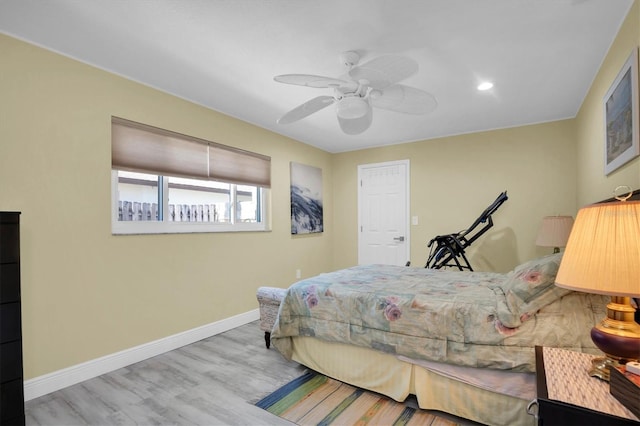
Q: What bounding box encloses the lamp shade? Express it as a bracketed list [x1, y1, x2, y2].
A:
[535, 215, 574, 248]
[555, 200, 640, 297]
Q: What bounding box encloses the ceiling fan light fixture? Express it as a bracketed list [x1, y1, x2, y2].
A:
[336, 97, 369, 119]
[477, 82, 494, 91]
[273, 53, 437, 134]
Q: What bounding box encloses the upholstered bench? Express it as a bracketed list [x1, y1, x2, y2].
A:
[256, 286, 287, 348]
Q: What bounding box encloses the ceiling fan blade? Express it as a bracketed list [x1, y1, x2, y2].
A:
[277, 95, 336, 125]
[372, 84, 437, 114]
[274, 74, 351, 89]
[349, 55, 418, 89]
[337, 103, 373, 135]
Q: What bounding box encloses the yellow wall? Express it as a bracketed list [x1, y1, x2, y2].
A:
[1, 0, 638, 382]
[332, 121, 577, 272]
[0, 34, 334, 379]
[575, 0, 640, 205]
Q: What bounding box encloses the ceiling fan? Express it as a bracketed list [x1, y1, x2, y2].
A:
[274, 51, 437, 135]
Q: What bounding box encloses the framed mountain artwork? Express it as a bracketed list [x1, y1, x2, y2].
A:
[290, 162, 323, 234]
[604, 47, 639, 175]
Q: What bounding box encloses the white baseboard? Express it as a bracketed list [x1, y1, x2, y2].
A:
[24, 309, 259, 401]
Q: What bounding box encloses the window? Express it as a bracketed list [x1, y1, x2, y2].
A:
[111, 117, 270, 234]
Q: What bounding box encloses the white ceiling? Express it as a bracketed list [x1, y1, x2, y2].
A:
[0, 0, 633, 153]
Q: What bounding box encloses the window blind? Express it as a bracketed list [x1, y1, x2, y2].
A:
[112, 117, 271, 187]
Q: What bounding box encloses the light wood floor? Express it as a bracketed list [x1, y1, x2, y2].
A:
[25, 322, 305, 425]
[25, 321, 478, 425]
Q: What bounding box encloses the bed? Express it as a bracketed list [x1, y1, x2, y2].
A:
[270, 253, 610, 426]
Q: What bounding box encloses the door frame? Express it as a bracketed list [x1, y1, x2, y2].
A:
[357, 159, 411, 265]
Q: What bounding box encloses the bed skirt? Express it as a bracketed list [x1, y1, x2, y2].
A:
[290, 336, 536, 426]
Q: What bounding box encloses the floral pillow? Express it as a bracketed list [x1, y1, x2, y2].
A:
[499, 253, 572, 327]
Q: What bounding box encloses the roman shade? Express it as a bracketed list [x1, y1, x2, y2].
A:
[112, 117, 271, 187]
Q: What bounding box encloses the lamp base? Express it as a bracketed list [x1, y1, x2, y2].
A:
[589, 296, 640, 382]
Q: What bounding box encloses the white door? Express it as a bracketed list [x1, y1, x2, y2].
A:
[358, 160, 410, 266]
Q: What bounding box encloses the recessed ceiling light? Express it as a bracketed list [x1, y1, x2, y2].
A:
[477, 82, 494, 91]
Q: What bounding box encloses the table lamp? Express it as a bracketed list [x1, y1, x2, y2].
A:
[555, 196, 640, 381]
[536, 215, 574, 253]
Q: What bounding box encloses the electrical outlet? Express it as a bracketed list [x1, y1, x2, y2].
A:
[296, 269, 301, 279]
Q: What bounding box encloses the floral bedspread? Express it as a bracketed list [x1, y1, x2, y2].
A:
[271, 258, 608, 372]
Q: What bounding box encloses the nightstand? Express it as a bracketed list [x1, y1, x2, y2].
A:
[533, 346, 639, 426]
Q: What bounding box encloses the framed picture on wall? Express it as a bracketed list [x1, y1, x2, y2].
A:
[290, 162, 323, 234]
[603, 47, 639, 175]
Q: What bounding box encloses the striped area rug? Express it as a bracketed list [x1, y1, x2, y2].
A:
[255, 371, 457, 426]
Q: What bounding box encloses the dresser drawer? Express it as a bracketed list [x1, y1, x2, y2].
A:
[0, 341, 22, 383]
[0, 223, 19, 264]
[0, 303, 21, 344]
[0, 264, 20, 304]
[0, 378, 25, 423]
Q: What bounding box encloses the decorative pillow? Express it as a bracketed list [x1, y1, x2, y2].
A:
[500, 253, 572, 327]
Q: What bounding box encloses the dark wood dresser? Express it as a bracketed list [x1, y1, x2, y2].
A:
[0, 212, 24, 425]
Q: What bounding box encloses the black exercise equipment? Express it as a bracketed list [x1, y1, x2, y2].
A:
[425, 191, 508, 271]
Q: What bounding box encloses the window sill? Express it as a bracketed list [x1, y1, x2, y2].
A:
[112, 221, 270, 235]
